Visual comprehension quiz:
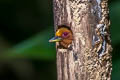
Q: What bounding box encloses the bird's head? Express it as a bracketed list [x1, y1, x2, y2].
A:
[49, 27, 73, 48]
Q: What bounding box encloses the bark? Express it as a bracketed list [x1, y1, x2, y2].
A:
[53, 0, 112, 80]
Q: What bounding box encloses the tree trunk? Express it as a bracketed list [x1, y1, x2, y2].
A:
[53, 0, 112, 80]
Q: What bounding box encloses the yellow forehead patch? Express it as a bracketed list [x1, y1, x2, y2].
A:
[56, 28, 70, 36]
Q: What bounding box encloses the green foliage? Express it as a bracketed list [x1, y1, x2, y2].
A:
[110, 2, 120, 45]
[109, 2, 120, 80]
[3, 28, 56, 60]
[112, 60, 120, 80]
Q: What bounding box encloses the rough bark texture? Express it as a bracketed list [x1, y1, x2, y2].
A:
[53, 0, 112, 80]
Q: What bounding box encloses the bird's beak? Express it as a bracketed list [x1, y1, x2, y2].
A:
[49, 36, 62, 42]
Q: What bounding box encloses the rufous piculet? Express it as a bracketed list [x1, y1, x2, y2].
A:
[49, 26, 73, 48]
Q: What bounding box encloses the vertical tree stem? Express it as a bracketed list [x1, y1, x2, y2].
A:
[53, 0, 112, 80]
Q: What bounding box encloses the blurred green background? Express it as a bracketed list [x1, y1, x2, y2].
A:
[0, 0, 119, 80]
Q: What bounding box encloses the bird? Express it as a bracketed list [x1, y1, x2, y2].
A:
[49, 26, 73, 48]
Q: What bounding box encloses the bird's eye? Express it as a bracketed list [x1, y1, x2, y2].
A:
[62, 32, 69, 38]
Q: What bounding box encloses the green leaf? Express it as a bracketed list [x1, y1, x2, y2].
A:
[2, 28, 56, 60]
